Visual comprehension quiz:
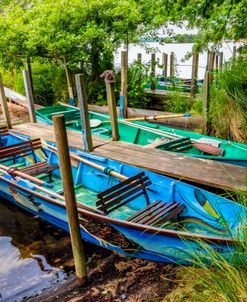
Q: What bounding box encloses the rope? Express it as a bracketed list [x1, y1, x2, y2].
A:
[7, 167, 18, 178]
[100, 70, 116, 83]
[103, 167, 114, 175]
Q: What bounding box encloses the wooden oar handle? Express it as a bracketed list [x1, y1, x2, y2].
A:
[125, 113, 191, 122]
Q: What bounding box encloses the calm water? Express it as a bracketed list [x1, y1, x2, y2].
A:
[114, 42, 243, 79]
[0, 199, 67, 302]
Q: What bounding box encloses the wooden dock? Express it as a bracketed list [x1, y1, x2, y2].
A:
[13, 122, 247, 193]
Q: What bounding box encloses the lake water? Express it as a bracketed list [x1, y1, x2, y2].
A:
[0, 200, 66, 302]
[114, 42, 242, 79]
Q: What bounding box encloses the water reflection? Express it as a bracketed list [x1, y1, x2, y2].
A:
[0, 200, 67, 302]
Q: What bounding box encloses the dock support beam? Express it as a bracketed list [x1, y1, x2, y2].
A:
[120, 51, 128, 118]
[170, 52, 175, 78]
[203, 70, 210, 134]
[137, 53, 142, 63]
[162, 52, 168, 79]
[0, 74, 12, 129]
[23, 69, 37, 123]
[75, 74, 93, 152]
[191, 53, 199, 97]
[53, 114, 87, 287]
[150, 53, 156, 91]
[101, 70, 119, 141]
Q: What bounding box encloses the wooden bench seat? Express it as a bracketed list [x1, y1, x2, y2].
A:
[0, 138, 42, 163]
[20, 161, 58, 181]
[156, 137, 192, 152]
[96, 172, 151, 214]
[127, 200, 185, 227]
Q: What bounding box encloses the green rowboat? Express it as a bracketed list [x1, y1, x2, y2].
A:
[36, 105, 247, 167]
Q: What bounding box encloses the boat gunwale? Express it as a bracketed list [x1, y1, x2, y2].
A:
[0, 172, 237, 245]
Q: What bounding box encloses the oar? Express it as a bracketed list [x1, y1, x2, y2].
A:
[125, 113, 191, 122]
[55, 104, 224, 156]
[0, 163, 53, 188]
[0, 167, 101, 213]
[43, 142, 128, 181]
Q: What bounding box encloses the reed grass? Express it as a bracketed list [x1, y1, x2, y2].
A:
[208, 48, 247, 143]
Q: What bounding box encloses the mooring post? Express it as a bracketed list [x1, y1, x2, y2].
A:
[191, 53, 199, 97]
[75, 74, 93, 152]
[26, 57, 34, 99]
[120, 50, 128, 118]
[137, 53, 142, 63]
[170, 52, 175, 78]
[64, 56, 75, 105]
[162, 52, 168, 79]
[53, 114, 87, 287]
[0, 74, 12, 129]
[203, 70, 210, 134]
[219, 52, 223, 71]
[150, 53, 156, 91]
[101, 70, 119, 141]
[208, 52, 215, 84]
[233, 45, 237, 62]
[22, 69, 37, 123]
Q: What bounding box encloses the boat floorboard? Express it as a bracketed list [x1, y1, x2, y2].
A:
[13, 122, 247, 193]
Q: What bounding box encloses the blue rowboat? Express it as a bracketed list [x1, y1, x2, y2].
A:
[0, 130, 246, 265]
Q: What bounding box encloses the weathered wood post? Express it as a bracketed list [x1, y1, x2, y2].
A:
[219, 52, 223, 71]
[120, 50, 128, 118]
[0, 74, 12, 129]
[75, 74, 93, 152]
[22, 69, 37, 123]
[162, 52, 168, 79]
[215, 53, 219, 71]
[26, 57, 34, 99]
[190, 53, 199, 96]
[233, 45, 237, 62]
[53, 114, 87, 287]
[203, 70, 210, 134]
[170, 52, 175, 78]
[100, 70, 119, 141]
[150, 53, 156, 90]
[137, 53, 142, 63]
[208, 52, 215, 84]
[64, 56, 75, 105]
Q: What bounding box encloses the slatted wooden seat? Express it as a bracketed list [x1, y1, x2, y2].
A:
[20, 161, 59, 182]
[48, 110, 80, 124]
[96, 172, 151, 214]
[0, 138, 42, 163]
[127, 200, 185, 227]
[156, 137, 192, 152]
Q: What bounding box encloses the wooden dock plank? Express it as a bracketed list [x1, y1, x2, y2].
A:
[12, 123, 247, 193]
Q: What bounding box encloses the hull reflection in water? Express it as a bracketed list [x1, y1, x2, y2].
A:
[0, 200, 66, 302]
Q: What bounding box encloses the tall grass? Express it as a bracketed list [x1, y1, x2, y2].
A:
[165, 191, 247, 302]
[208, 48, 247, 143]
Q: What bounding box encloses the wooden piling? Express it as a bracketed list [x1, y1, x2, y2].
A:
[203, 70, 210, 134]
[26, 57, 34, 99]
[64, 56, 75, 104]
[150, 53, 156, 90]
[53, 114, 87, 287]
[170, 52, 175, 78]
[162, 53, 168, 79]
[120, 51, 128, 118]
[75, 74, 93, 152]
[219, 52, 223, 71]
[215, 54, 219, 71]
[137, 53, 142, 63]
[101, 70, 119, 141]
[0, 74, 12, 129]
[208, 52, 215, 84]
[22, 69, 37, 123]
[233, 45, 236, 62]
[190, 53, 199, 96]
